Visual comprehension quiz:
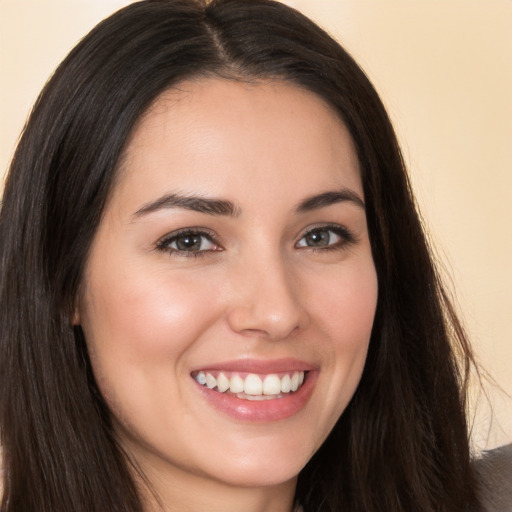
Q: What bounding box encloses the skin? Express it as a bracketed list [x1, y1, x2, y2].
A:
[77, 78, 378, 512]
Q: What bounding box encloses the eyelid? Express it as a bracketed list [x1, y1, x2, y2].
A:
[154, 223, 357, 258]
[295, 223, 357, 249]
[155, 227, 222, 256]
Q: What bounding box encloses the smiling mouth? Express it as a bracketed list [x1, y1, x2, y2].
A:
[192, 370, 307, 400]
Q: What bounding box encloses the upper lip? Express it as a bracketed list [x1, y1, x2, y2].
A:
[191, 358, 317, 374]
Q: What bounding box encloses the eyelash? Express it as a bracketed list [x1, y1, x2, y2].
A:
[156, 228, 220, 259]
[297, 224, 357, 252]
[155, 224, 357, 258]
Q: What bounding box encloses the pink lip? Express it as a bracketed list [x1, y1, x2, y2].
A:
[191, 357, 316, 374]
[191, 358, 318, 423]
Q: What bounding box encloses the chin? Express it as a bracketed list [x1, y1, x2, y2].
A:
[208, 457, 305, 489]
[196, 430, 318, 488]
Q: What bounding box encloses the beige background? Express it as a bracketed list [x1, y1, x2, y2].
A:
[1, 0, 511, 449]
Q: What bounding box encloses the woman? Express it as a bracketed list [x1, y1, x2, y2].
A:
[0, 0, 483, 511]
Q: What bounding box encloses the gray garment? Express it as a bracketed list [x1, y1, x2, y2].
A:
[474, 443, 512, 512]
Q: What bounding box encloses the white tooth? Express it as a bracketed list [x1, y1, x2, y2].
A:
[299, 371, 305, 385]
[205, 372, 217, 389]
[242, 394, 266, 401]
[236, 392, 284, 401]
[290, 372, 299, 392]
[244, 374, 263, 395]
[263, 374, 281, 395]
[216, 372, 230, 392]
[196, 371, 206, 385]
[229, 374, 244, 394]
[280, 374, 292, 393]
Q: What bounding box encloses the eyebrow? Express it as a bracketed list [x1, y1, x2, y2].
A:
[132, 188, 364, 220]
[295, 189, 365, 213]
[132, 193, 240, 218]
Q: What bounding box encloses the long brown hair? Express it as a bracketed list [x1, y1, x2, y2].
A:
[0, 1, 479, 511]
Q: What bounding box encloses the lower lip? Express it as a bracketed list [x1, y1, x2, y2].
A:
[194, 372, 318, 422]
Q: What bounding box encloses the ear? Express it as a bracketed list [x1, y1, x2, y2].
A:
[72, 294, 82, 326]
[72, 307, 81, 326]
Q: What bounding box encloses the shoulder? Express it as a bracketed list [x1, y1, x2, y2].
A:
[473, 443, 512, 512]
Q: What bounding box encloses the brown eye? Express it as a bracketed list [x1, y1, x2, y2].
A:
[157, 230, 218, 254]
[173, 233, 208, 251]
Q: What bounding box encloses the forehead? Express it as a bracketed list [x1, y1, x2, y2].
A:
[113, 78, 362, 213]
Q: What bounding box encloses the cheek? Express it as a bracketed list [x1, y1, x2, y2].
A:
[307, 259, 377, 413]
[79, 267, 222, 397]
[335, 268, 376, 374]
[313, 259, 377, 345]
[85, 265, 213, 338]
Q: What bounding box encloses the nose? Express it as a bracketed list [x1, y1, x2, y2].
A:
[225, 252, 309, 340]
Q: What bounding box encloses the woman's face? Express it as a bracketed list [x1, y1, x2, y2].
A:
[77, 79, 378, 491]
